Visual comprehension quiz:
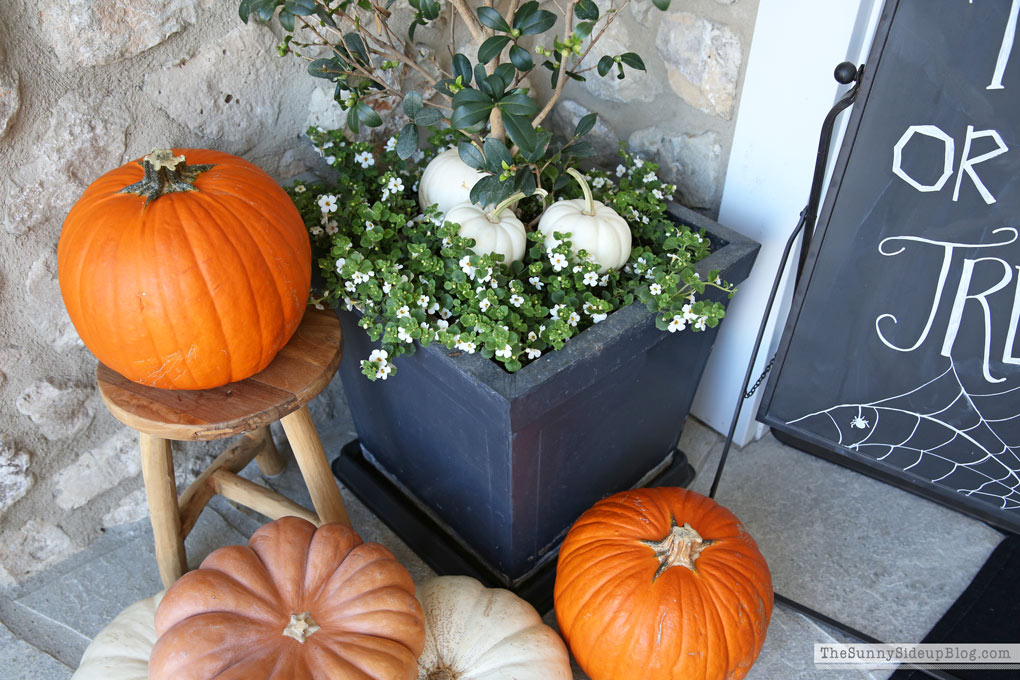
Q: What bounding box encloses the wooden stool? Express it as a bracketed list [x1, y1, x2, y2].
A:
[96, 308, 350, 587]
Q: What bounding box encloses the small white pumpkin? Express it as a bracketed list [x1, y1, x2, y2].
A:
[419, 147, 489, 216]
[72, 592, 163, 680]
[445, 197, 528, 265]
[416, 575, 572, 680]
[538, 168, 632, 273]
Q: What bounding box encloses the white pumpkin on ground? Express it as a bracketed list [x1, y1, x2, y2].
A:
[72, 592, 163, 680]
[445, 195, 529, 265]
[419, 148, 489, 216]
[538, 168, 632, 273]
[416, 575, 572, 680]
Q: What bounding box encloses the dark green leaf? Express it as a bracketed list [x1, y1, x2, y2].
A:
[573, 21, 593, 41]
[414, 107, 442, 127]
[451, 88, 495, 129]
[403, 90, 424, 118]
[497, 89, 539, 117]
[478, 35, 511, 64]
[597, 55, 614, 77]
[355, 101, 382, 128]
[347, 106, 360, 133]
[574, 0, 599, 22]
[620, 52, 646, 71]
[285, 0, 316, 15]
[515, 6, 556, 35]
[357, 0, 371, 9]
[501, 113, 537, 154]
[344, 32, 369, 64]
[483, 137, 513, 173]
[482, 72, 511, 99]
[252, 0, 277, 22]
[522, 130, 552, 163]
[474, 64, 488, 87]
[495, 63, 517, 86]
[458, 141, 486, 170]
[420, 0, 440, 20]
[436, 78, 457, 96]
[514, 167, 537, 195]
[470, 175, 503, 206]
[308, 58, 337, 79]
[508, 45, 534, 71]
[239, 0, 253, 23]
[652, 0, 671, 9]
[565, 140, 596, 159]
[396, 123, 419, 159]
[574, 112, 597, 138]
[452, 53, 472, 84]
[315, 6, 337, 28]
[553, 172, 571, 190]
[408, 17, 422, 41]
[566, 71, 586, 82]
[476, 6, 511, 32]
[278, 9, 295, 31]
[512, 1, 538, 29]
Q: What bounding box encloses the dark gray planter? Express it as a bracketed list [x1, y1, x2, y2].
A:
[334, 204, 758, 582]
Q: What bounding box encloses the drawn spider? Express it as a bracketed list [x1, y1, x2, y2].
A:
[850, 414, 870, 429]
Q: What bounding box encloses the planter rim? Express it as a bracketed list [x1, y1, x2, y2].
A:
[350, 203, 759, 401]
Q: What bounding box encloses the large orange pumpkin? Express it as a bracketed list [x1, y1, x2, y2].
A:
[150, 516, 426, 679]
[58, 148, 310, 390]
[554, 488, 773, 680]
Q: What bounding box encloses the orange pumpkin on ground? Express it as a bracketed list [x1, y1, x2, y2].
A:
[150, 516, 425, 679]
[58, 148, 310, 390]
[554, 487, 773, 680]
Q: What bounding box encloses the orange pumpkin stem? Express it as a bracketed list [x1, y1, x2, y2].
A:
[643, 521, 707, 580]
[119, 148, 213, 205]
[282, 611, 321, 643]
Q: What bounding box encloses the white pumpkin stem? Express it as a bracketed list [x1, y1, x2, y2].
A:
[282, 611, 321, 643]
[642, 522, 709, 580]
[427, 669, 457, 680]
[119, 148, 213, 206]
[485, 188, 549, 223]
[566, 167, 595, 216]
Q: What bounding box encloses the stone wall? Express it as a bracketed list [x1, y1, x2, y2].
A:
[0, 0, 758, 584]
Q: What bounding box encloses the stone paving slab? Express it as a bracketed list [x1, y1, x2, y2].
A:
[0, 619, 71, 679]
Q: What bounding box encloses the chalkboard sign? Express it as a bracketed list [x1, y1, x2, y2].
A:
[760, 0, 1020, 533]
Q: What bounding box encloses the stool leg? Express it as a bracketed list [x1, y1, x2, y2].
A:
[280, 405, 351, 527]
[140, 433, 187, 587]
[252, 425, 287, 476]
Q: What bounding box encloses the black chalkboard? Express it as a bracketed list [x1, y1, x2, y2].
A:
[760, 0, 1020, 533]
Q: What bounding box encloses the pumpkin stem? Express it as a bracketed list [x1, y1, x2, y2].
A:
[566, 167, 595, 216]
[427, 669, 456, 680]
[642, 521, 708, 580]
[119, 148, 213, 205]
[485, 188, 549, 223]
[282, 611, 320, 643]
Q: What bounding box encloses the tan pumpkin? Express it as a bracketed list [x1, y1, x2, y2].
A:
[150, 516, 426, 679]
[554, 487, 773, 680]
[71, 592, 164, 680]
[416, 576, 571, 680]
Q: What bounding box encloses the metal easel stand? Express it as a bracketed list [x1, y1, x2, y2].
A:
[706, 62, 956, 680]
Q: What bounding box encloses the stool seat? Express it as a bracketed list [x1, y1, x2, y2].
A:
[97, 308, 343, 441]
[95, 308, 350, 588]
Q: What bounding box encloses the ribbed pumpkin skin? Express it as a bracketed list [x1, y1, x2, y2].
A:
[554, 488, 773, 680]
[150, 517, 426, 680]
[57, 148, 310, 390]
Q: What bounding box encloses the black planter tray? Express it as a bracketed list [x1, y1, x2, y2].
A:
[333, 438, 695, 613]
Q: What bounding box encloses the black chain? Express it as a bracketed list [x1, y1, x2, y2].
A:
[743, 354, 775, 399]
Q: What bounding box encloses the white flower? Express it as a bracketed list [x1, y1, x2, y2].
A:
[354, 150, 375, 168]
[652, 188, 664, 200]
[634, 157, 645, 168]
[583, 302, 595, 314]
[335, 257, 346, 272]
[567, 311, 580, 327]
[592, 176, 609, 189]
[344, 297, 355, 311]
[382, 282, 392, 294]
[417, 295, 430, 308]
[294, 184, 306, 193]
[344, 281, 356, 292]
[599, 274, 610, 287]
[428, 301, 440, 314]
[592, 312, 607, 323]
[375, 363, 393, 380]
[528, 331, 538, 342]
[583, 271, 599, 287]
[668, 315, 686, 333]
[396, 305, 411, 319]
[549, 252, 569, 272]
[643, 171, 656, 183]
[529, 276, 545, 290]
[649, 283, 662, 296]
[616, 164, 627, 177]
[495, 344, 513, 359]
[369, 349, 389, 365]
[479, 298, 491, 312]
[323, 141, 334, 149]
[459, 256, 476, 278]
[386, 176, 405, 194]
[458, 340, 477, 354]
[441, 237, 452, 248]
[385, 137, 398, 152]
[324, 219, 338, 235]
[436, 319, 449, 330]
[310, 226, 324, 236]
[477, 267, 493, 284]
[682, 304, 698, 321]
[695, 316, 708, 331]
[397, 326, 413, 343]
[325, 155, 336, 165]
[365, 220, 375, 231]
[318, 194, 338, 213]
[550, 304, 564, 320]
[510, 294, 524, 307]
[525, 348, 542, 360]
[715, 275, 722, 285]
[572, 265, 583, 274]
[440, 307, 452, 320]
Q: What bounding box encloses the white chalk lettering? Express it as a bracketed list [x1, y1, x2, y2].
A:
[892, 125, 955, 192]
[987, 0, 1020, 90]
[941, 257, 1014, 383]
[952, 126, 1008, 204]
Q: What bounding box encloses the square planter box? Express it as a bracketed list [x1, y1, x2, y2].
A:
[333, 204, 759, 595]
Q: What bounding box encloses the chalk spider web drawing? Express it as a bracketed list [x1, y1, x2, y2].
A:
[788, 359, 1020, 510]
